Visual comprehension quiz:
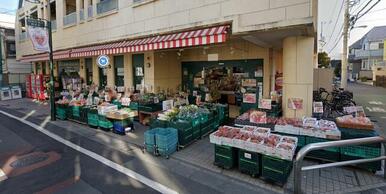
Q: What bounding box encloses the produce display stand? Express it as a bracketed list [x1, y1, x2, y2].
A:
[214, 144, 238, 169]
[105, 111, 136, 135]
[261, 155, 292, 185]
[138, 110, 161, 125]
[238, 149, 261, 177]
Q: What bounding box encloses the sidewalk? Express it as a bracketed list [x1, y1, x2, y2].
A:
[1, 98, 386, 193]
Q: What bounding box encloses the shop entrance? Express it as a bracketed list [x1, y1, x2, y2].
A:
[132, 54, 144, 92]
[182, 59, 264, 117]
[99, 67, 107, 88]
[85, 58, 92, 85]
[114, 55, 124, 87]
[58, 59, 81, 90]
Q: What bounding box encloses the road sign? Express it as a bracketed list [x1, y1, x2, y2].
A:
[97, 55, 110, 68]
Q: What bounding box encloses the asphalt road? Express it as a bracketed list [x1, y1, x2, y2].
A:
[348, 83, 386, 137]
[0, 113, 159, 194]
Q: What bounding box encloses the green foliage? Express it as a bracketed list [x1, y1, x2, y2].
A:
[318, 52, 331, 68]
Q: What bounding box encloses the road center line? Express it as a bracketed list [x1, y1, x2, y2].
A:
[0, 110, 178, 194]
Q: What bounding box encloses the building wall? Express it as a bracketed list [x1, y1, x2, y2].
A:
[16, 0, 315, 59]
[282, 36, 314, 117]
[153, 51, 182, 93]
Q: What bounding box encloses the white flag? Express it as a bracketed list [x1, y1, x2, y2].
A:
[27, 25, 50, 52]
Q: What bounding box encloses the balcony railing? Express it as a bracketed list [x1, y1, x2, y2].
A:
[63, 12, 77, 26]
[97, 0, 118, 15]
[353, 49, 384, 59]
[51, 20, 57, 31]
[87, 5, 93, 18]
[79, 9, 85, 21]
[19, 31, 27, 41]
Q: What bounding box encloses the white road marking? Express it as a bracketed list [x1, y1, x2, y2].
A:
[22, 110, 35, 120]
[0, 110, 178, 194]
[0, 169, 7, 182]
[366, 107, 386, 113]
[368, 101, 383, 105]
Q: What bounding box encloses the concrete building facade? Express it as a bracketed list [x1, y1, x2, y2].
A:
[16, 0, 318, 117]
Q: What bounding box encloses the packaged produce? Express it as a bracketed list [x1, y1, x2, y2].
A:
[336, 115, 374, 130]
[302, 117, 318, 128]
[249, 111, 267, 124]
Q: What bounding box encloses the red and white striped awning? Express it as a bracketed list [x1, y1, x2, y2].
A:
[70, 25, 229, 58]
[20, 25, 230, 62]
[20, 50, 71, 62]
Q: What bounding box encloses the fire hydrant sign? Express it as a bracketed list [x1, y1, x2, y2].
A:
[97, 55, 110, 68]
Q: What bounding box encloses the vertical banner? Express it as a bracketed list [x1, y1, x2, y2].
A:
[27, 21, 49, 52]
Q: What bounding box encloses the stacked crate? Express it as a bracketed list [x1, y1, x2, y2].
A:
[155, 128, 178, 158]
[214, 144, 238, 169]
[170, 120, 194, 147]
[261, 155, 292, 185]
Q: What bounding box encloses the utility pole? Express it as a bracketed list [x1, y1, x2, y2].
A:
[341, 0, 350, 89]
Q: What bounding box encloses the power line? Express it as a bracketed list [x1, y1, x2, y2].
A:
[328, 28, 343, 54]
[325, 0, 345, 47]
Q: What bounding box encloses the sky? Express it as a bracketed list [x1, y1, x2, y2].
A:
[1, 0, 385, 59]
[318, 0, 386, 59]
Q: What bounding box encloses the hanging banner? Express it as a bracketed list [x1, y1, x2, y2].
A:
[27, 25, 49, 52]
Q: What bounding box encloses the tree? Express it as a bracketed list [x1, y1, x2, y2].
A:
[318, 52, 331, 68]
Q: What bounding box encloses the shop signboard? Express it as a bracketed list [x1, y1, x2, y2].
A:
[242, 79, 256, 87]
[97, 55, 110, 68]
[344, 106, 366, 117]
[288, 98, 303, 110]
[259, 99, 272, 110]
[313, 102, 323, 113]
[162, 99, 174, 111]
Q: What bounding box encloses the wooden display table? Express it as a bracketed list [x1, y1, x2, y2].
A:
[139, 110, 161, 125]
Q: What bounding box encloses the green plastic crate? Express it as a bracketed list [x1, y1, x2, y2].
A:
[192, 125, 201, 140]
[149, 119, 169, 129]
[339, 127, 378, 140]
[261, 155, 292, 184]
[128, 102, 139, 110]
[341, 145, 381, 159]
[88, 118, 98, 127]
[262, 166, 291, 185]
[306, 137, 340, 152]
[72, 106, 81, 117]
[341, 154, 381, 172]
[170, 120, 194, 147]
[214, 144, 238, 169]
[238, 149, 260, 177]
[98, 115, 113, 129]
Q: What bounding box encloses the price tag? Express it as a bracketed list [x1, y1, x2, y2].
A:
[244, 153, 252, 159]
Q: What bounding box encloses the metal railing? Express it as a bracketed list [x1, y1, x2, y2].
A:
[79, 9, 85, 21]
[97, 0, 118, 15]
[294, 136, 386, 194]
[87, 5, 93, 18]
[63, 12, 77, 26]
[19, 31, 27, 41]
[51, 20, 57, 31]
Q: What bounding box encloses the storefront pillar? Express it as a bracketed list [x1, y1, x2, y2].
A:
[106, 55, 115, 87]
[53, 61, 58, 77]
[124, 53, 133, 89]
[79, 58, 87, 84]
[144, 52, 155, 92]
[282, 36, 314, 118]
[92, 57, 99, 86]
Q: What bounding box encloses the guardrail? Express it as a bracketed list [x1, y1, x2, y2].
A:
[51, 20, 57, 31]
[79, 9, 85, 21]
[97, 0, 118, 15]
[63, 12, 77, 26]
[88, 5, 93, 18]
[294, 136, 386, 194]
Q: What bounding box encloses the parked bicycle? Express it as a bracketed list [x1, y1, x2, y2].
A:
[313, 87, 356, 119]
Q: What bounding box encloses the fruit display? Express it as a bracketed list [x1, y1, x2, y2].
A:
[157, 108, 179, 121]
[274, 117, 341, 140]
[210, 125, 297, 161]
[336, 115, 374, 130]
[249, 111, 267, 124]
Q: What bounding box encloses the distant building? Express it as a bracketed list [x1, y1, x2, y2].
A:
[349, 26, 386, 80]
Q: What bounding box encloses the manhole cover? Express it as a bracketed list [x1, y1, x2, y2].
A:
[10, 154, 49, 168]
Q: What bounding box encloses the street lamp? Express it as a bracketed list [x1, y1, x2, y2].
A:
[25, 0, 56, 121]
